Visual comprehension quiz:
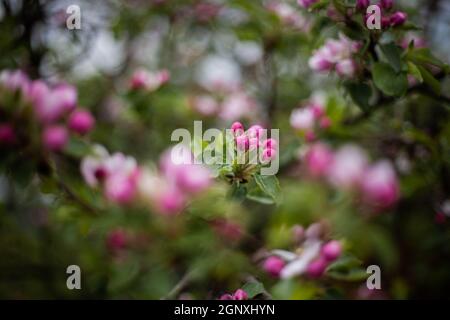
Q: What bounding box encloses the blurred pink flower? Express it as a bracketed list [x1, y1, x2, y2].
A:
[263, 256, 286, 277]
[68, 109, 95, 135]
[328, 145, 368, 189]
[362, 160, 399, 208]
[42, 125, 68, 151]
[304, 143, 334, 178]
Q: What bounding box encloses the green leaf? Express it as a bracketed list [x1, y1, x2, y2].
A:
[406, 48, 445, 68]
[417, 65, 441, 95]
[372, 62, 408, 96]
[325, 255, 367, 281]
[64, 137, 91, 158]
[241, 281, 265, 299]
[344, 81, 372, 111]
[379, 43, 403, 73]
[254, 174, 280, 202]
[407, 62, 423, 83]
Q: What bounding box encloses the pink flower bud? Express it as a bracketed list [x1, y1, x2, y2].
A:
[304, 143, 334, 178]
[305, 130, 316, 143]
[0, 124, 16, 145]
[231, 121, 244, 136]
[42, 125, 68, 151]
[381, 16, 391, 29]
[236, 134, 250, 151]
[305, 223, 323, 239]
[309, 103, 325, 119]
[68, 109, 95, 135]
[306, 257, 328, 278]
[157, 69, 170, 85]
[263, 138, 277, 150]
[319, 116, 332, 129]
[263, 256, 285, 277]
[247, 125, 264, 139]
[262, 147, 276, 162]
[356, 0, 370, 11]
[233, 289, 248, 300]
[130, 69, 150, 90]
[220, 294, 234, 300]
[379, 0, 393, 10]
[321, 240, 342, 261]
[248, 137, 260, 150]
[362, 160, 399, 208]
[106, 229, 128, 252]
[390, 11, 407, 27]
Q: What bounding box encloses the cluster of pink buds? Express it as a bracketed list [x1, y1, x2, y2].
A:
[137, 145, 212, 215]
[190, 90, 259, 121]
[303, 143, 400, 209]
[219, 289, 248, 300]
[81, 145, 140, 204]
[129, 68, 170, 92]
[308, 34, 361, 78]
[359, 0, 407, 28]
[264, 223, 342, 279]
[290, 95, 332, 142]
[231, 122, 278, 163]
[0, 69, 95, 151]
[267, 1, 312, 31]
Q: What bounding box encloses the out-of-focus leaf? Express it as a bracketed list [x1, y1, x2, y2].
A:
[372, 62, 408, 96]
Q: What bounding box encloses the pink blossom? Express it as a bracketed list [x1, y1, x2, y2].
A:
[68, 109, 95, 135]
[362, 160, 399, 208]
[336, 59, 357, 78]
[290, 108, 315, 131]
[263, 256, 286, 277]
[304, 143, 334, 178]
[0, 124, 16, 145]
[81, 145, 110, 187]
[328, 145, 368, 189]
[319, 116, 332, 129]
[220, 92, 257, 121]
[30, 82, 77, 123]
[174, 164, 211, 194]
[308, 53, 334, 72]
[130, 69, 151, 90]
[104, 170, 139, 204]
[191, 95, 219, 116]
[0, 69, 29, 93]
[129, 69, 170, 91]
[42, 125, 68, 151]
[219, 294, 234, 300]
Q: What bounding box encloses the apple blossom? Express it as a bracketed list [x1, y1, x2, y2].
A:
[68, 109, 95, 135]
[42, 125, 68, 151]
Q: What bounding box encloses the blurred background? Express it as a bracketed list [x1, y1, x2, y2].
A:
[0, 0, 450, 299]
